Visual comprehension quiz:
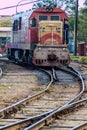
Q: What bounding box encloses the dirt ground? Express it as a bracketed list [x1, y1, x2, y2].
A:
[0, 61, 47, 109]
[0, 61, 87, 110]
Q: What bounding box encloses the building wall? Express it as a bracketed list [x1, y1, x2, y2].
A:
[0, 15, 12, 53]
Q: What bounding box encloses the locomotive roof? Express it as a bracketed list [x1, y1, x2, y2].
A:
[34, 7, 67, 13]
[12, 7, 68, 20]
[34, 7, 67, 17]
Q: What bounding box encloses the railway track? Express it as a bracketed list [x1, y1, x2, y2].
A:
[70, 61, 87, 80]
[22, 66, 86, 130]
[0, 65, 85, 130]
[30, 97, 87, 130]
[0, 67, 2, 78]
[71, 121, 87, 130]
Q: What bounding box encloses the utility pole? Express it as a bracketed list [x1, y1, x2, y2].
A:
[74, 0, 78, 56]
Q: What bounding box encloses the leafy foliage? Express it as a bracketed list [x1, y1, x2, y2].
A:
[70, 55, 87, 64]
[33, 0, 75, 14]
[78, 8, 87, 43]
[69, 17, 74, 31]
[84, 0, 87, 6]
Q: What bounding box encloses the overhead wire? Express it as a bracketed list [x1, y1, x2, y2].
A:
[0, 0, 40, 10]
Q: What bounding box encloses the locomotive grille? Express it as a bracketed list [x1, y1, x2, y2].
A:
[48, 54, 57, 61]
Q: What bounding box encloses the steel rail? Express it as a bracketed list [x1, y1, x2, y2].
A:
[24, 95, 87, 130]
[52, 67, 57, 81]
[23, 66, 86, 130]
[2, 95, 87, 130]
[0, 68, 54, 130]
[56, 66, 85, 105]
[0, 67, 2, 78]
[0, 68, 53, 118]
[70, 121, 87, 130]
[0, 110, 53, 130]
[0, 66, 85, 130]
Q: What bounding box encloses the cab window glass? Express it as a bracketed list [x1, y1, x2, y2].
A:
[51, 16, 59, 20]
[13, 20, 19, 31]
[39, 15, 48, 21]
[30, 17, 37, 27]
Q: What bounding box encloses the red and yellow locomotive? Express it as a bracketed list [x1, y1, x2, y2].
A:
[7, 6, 70, 66]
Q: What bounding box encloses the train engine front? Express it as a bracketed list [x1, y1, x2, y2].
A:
[7, 6, 70, 67]
[32, 20, 70, 66]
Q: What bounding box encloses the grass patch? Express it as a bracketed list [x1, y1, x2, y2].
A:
[83, 71, 87, 74]
[70, 55, 87, 64]
[0, 85, 7, 88]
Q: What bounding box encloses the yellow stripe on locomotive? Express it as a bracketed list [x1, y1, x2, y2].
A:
[38, 21, 63, 45]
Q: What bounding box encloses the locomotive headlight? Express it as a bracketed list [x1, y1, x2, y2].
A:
[42, 27, 45, 32]
[38, 47, 41, 51]
[62, 48, 66, 51]
[56, 28, 60, 32]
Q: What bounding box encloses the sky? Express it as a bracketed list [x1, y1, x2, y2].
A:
[0, 0, 85, 15]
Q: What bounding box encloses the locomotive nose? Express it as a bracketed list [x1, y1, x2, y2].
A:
[48, 53, 57, 62]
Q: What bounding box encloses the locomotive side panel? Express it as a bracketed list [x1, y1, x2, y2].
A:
[8, 11, 33, 49]
[7, 11, 33, 63]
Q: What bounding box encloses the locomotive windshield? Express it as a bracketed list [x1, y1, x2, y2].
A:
[50, 16, 59, 20]
[39, 15, 48, 21]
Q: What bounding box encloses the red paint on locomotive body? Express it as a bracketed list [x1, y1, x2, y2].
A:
[29, 7, 68, 45]
[40, 33, 62, 44]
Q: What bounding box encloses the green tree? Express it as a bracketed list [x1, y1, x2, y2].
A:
[84, 0, 87, 6]
[33, 0, 75, 14]
[69, 16, 74, 39]
[69, 7, 87, 44]
[77, 8, 87, 44]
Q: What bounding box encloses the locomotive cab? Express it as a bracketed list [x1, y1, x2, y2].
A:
[32, 21, 70, 66]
